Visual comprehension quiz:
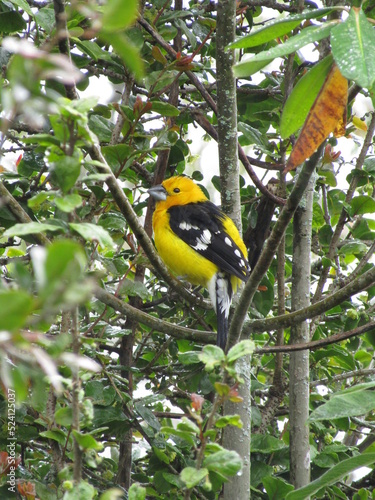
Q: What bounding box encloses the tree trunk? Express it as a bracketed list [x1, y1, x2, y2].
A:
[216, 1, 251, 497]
[289, 172, 315, 489]
[216, 0, 241, 228]
[223, 357, 251, 499]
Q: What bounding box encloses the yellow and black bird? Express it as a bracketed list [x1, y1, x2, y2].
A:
[148, 176, 249, 349]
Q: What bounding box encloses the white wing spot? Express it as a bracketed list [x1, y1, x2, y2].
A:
[193, 229, 212, 250]
[179, 221, 189, 230]
[224, 236, 232, 247]
[193, 241, 207, 250]
[201, 229, 212, 244]
[234, 249, 242, 258]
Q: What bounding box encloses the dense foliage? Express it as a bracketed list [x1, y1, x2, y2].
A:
[1, 0, 375, 499]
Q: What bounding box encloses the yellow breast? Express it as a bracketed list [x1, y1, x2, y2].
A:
[152, 207, 219, 286]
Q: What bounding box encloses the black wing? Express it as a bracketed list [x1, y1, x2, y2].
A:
[168, 201, 249, 281]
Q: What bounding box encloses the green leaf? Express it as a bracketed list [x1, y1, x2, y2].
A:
[134, 402, 161, 431]
[0, 11, 26, 33]
[227, 340, 255, 364]
[338, 381, 375, 394]
[62, 481, 96, 500]
[22, 133, 61, 146]
[364, 156, 375, 175]
[203, 450, 242, 477]
[234, 21, 338, 78]
[150, 100, 180, 116]
[180, 467, 208, 488]
[69, 222, 115, 248]
[102, 144, 132, 171]
[4, 222, 63, 237]
[251, 461, 274, 488]
[153, 446, 170, 464]
[0, 290, 34, 331]
[338, 240, 368, 256]
[99, 488, 125, 500]
[238, 122, 267, 147]
[263, 476, 294, 499]
[50, 156, 81, 193]
[10, 365, 29, 401]
[252, 274, 274, 317]
[280, 55, 333, 138]
[251, 434, 287, 453]
[177, 417, 200, 435]
[318, 168, 337, 187]
[160, 427, 197, 446]
[178, 351, 201, 365]
[198, 345, 225, 370]
[54, 194, 83, 213]
[102, 32, 144, 80]
[93, 406, 127, 428]
[101, 0, 138, 32]
[74, 40, 111, 62]
[331, 7, 375, 89]
[228, 8, 336, 49]
[309, 389, 375, 421]
[88, 115, 114, 142]
[313, 451, 339, 469]
[215, 414, 243, 429]
[55, 407, 73, 426]
[155, 129, 178, 148]
[9, 0, 33, 15]
[162, 472, 184, 488]
[349, 196, 375, 216]
[35, 6, 55, 32]
[28, 191, 56, 210]
[318, 224, 334, 246]
[128, 483, 147, 500]
[40, 429, 68, 445]
[85, 381, 116, 406]
[72, 430, 103, 451]
[120, 278, 150, 300]
[43, 240, 86, 290]
[214, 382, 230, 396]
[286, 454, 375, 500]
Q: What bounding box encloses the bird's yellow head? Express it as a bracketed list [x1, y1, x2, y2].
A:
[148, 176, 208, 208]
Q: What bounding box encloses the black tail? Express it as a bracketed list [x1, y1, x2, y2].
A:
[216, 308, 228, 350]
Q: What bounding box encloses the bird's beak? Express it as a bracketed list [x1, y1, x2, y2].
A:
[148, 184, 167, 201]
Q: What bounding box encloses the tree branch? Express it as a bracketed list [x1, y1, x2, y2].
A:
[228, 145, 325, 346]
[246, 262, 375, 335]
[94, 286, 215, 344]
[310, 368, 375, 388]
[256, 320, 375, 354]
[0, 182, 50, 246]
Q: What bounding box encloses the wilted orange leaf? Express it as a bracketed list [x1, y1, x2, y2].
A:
[285, 64, 348, 173]
[333, 103, 347, 137]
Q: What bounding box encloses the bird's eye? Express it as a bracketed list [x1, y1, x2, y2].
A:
[173, 188, 180, 193]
